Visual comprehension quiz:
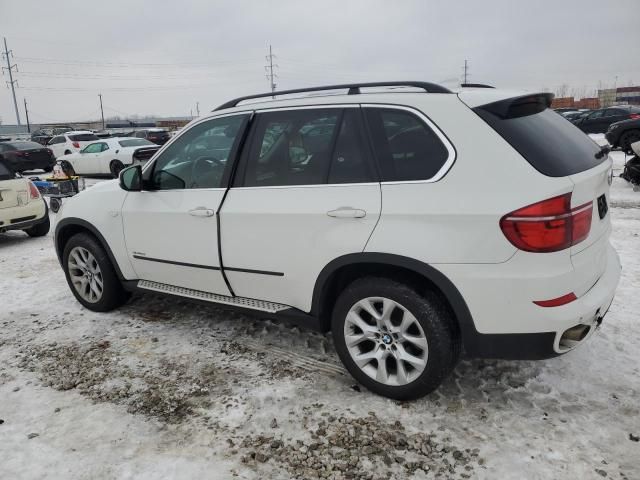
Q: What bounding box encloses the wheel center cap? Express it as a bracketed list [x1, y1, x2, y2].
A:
[382, 334, 392, 345]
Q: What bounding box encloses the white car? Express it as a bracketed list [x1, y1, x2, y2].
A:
[59, 137, 160, 178]
[0, 159, 49, 237]
[47, 131, 100, 159]
[54, 82, 621, 400]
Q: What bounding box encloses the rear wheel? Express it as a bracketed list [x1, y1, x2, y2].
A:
[110, 160, 124, 178]
[332, 276, 458, 400]
[62, 233, 131, 312]
[620, 130, 640, 154]
[24, 215, 50, 237]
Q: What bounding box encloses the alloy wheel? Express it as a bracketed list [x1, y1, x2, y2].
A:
[344, 297, 428, 386]
[68, 246, 104, 303]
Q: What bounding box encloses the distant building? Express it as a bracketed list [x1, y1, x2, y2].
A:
[574, 97, 600, 109]
[551, 97, 575, 108]
[598, 87, 640, 107]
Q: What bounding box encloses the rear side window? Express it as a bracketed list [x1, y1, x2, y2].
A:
[119, 139, 154, 147]
[69, 134, 99, 142]
[240, 108, 374, 187]
[7, 141, 43, 150]
[364, 108, 449, 182]
[474, 97, 603, 177]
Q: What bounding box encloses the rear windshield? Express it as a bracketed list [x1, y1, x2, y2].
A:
[118, 139, 155, 147]
[474, 101, 604, 177]
[7, 141, 44, 150]
[148, 131, 169, 137]
[69, 134, 99, 142]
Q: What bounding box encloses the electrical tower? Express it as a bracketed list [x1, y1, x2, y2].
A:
[23, 98, 30, 133]
[265, 45, 278, 97]
[2, 37, 21, 125]
[462, 59, 469, 85]
[98, 93, 105, 129]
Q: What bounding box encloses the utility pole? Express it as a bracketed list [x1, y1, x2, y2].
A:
[196, 101, 200, 116]
[2, 37, 21, 125]
[23, 98, 30, 133]
[265, 44, 278, 97]
[98, 93, 105, 130]
[463, 59, 469, 85]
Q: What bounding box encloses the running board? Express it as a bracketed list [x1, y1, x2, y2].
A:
[137, 280, 290, 313]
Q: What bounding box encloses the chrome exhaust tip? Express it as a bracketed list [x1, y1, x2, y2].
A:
[559, 324, 591, 350]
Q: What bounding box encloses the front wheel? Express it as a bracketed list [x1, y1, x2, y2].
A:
[62, 233, 131, 312]
[332, 276, 458, 400]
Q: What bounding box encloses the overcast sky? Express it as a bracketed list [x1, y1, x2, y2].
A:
[1, 0, 639, 125]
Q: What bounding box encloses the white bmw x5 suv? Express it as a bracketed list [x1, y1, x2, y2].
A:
[54, 82, 621, 400]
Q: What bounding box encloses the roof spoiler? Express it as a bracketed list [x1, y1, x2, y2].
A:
[476, 93, 554, 119]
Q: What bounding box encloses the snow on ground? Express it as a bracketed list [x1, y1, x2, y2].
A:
[1, 145, 639, 480]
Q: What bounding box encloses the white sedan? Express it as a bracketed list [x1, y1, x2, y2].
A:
[59, 137, 160, 177]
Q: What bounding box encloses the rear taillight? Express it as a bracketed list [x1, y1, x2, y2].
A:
[500, 193, 593, 253]
[28, 181, 40, 199]
[72, 142, 80, 148]
[630, 113, 640, 120]
[533, 293, 577, 307]
[15, 151, 25, 157]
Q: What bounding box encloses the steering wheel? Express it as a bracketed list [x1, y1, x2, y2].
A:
[190, 156, 222, 188]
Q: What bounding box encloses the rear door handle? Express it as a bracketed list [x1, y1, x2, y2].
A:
[327, 207, 366, 218]
[188, 207, 215, 217]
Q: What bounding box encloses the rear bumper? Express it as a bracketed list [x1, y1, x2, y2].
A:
[0, 198, 48, 232]
[450, 243, 621, 359]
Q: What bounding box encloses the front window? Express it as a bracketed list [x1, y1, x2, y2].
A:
[148, 114, 248, 190]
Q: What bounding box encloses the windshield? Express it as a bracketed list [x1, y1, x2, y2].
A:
[119, 139, 155, 147]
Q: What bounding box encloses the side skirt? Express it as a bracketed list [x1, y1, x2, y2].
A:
[122, 280, 323, 331]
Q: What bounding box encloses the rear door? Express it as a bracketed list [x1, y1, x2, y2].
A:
[220, 106, 381, 311]
[121, 113, 250, 295]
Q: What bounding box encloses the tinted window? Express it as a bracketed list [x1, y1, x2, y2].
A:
[149, 114, 248, 190]
[242, 109, 340, 187]
[365, 108, 449, 182]
[474, 105, 603, 177]
[604, 109, 625, 117]
[588, 110, 605, 119]
[119, 139, 154, 147]
[50, 136, 65, 145]
[69, 134, 99, 142]
[328, 109, 373, 184]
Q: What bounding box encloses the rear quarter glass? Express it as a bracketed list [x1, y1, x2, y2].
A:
[474, 101, 605, 177]
[69, 134, 99, 142]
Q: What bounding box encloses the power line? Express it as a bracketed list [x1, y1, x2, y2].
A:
[2, 37, 21, 125]
[265, 45, 278, 96]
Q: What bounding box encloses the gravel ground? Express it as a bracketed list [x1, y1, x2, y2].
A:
[1, 147, 639, 479]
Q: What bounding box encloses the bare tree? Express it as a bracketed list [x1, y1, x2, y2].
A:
[555, 84, 570, 98]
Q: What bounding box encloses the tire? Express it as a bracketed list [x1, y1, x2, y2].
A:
[620, 130, 640, 155]
[62, 232, 131, 312]
[24, 215, 50, 237]
[332, 276, 458, 400]
[64, 150, 71, 155]
[110, 160, 124, 179]
[43, 164, 54, 173]
[49, 198, 61, 213]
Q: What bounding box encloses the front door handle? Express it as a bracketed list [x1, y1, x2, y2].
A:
[188, 207, 215, 217]
[327, 207, 366, 218]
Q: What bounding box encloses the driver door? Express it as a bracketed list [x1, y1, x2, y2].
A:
[68, 142, 103, 174]
[121, 113, 250, 295]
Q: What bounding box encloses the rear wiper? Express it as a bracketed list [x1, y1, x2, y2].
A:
[595, 145, 611, 159]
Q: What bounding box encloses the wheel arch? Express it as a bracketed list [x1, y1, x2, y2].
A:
[311, 253, 476, 346]
[55, 217, 125, 280]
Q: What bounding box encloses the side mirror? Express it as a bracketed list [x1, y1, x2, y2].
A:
[119, 165, 142, 191]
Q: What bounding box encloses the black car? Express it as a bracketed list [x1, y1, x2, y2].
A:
[132, 129, 170, 145]
[0, 141, 56, 173]
[606, 117, 640, 154]
[31, 126, 73, 146]
[573, 106, 640, 134]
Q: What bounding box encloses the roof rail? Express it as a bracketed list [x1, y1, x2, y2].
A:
[213, 81, 452, 111]
[460, 83, 495, 89]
